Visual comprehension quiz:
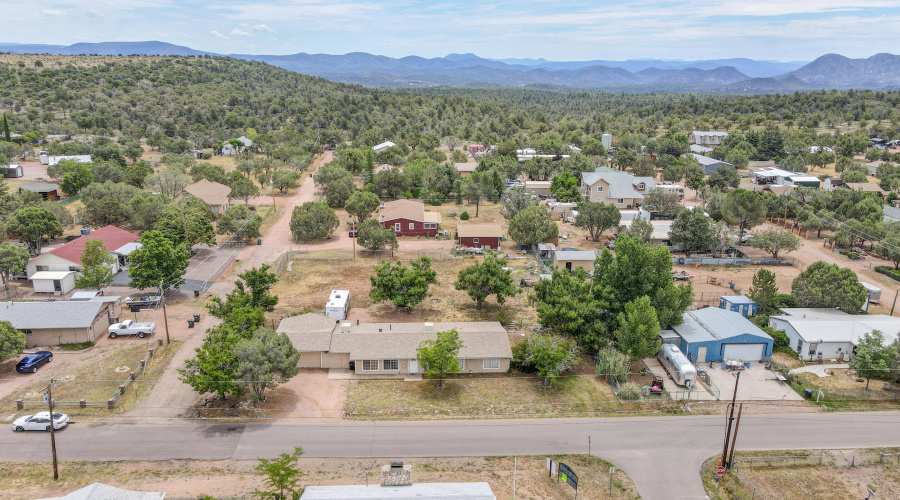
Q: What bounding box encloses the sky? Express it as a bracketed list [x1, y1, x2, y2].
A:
[3, 0, 900, 61]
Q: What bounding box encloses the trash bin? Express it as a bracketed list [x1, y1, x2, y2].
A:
[803, 388, 814, 399]
[188, 319, 195, 328]
[257, 237, 262, 245]
[193, 313, 201, 322]
[678, 258, 685, 265]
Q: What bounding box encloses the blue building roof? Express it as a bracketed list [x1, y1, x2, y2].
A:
[673, 307, 772, 343]
[720, 295, 756, 305]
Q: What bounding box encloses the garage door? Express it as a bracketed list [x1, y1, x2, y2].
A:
[723, 343, 765, 361]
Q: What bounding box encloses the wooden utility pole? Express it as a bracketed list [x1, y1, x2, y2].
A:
[721, 371, 741, 469]
[46, 380, 59, 480]
[892, 290, 899, 317]
[162, 302, 170, 345]
[727, 403, 744, 466]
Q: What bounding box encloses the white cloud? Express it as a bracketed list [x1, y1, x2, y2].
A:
[41, 9, 65, 15]
[210, 30, 228, 39]
[230, 28, 250, 36]
[252, 24, 274, 32]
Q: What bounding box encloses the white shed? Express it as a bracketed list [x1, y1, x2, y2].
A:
[31, 271, 76, 295]
[325, 290, 350, 321]
[860, 281, 882, 304]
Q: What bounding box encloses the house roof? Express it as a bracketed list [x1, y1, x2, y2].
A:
[691, 131, 729, 138]
[845, 183, 887, 195]
[524, 181, 551, 188]
[884, 204, 900, 221]
[300, 482, 495, 499]
[454, 162, 477, 173]
[19, 183, 60, 193]
[236, 135, 253, 146]
[580, 171, 655, 200]
[36, 225, 139, 267]
[691, 154, 728, 167]
[690, 144, 713, 153]
[182, 179, 232, 206]
[771, 308, 900, 345]
[457, 224, 503, 238]
[281, 314, 512, 360]
[379, 199, 442, 224]
[721, 295, 756, 305]
[38, 482, 165, 500]
[554, 250, 596, 262]
[0, 300, 108, 330]
[31, 271, 75, 280]
[373, 141, 396, 152]
[673, 308, 772, 344]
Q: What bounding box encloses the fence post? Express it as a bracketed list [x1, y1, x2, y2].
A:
[819, 451, 823, 465]
[851, 455, 855, 467]
[880, 453, 885, 464]
[107, 398, 114, 410]
[16, 399, 23, 410]
[80, 399, 86, 409]
[119, 384, 126, 395]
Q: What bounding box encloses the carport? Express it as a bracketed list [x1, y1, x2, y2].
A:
[671, 307, 774, 363]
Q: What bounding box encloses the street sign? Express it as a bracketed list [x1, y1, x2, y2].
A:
[716, 466, 726, 476]
[559, 462, 578, 489]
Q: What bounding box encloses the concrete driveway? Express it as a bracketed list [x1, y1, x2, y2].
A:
[705, 362, 804, 401]
[790, 363, 849, 377]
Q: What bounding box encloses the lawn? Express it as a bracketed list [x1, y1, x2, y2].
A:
[703, 449, 900, 500]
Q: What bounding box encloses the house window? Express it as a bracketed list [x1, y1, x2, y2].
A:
[483, 358, 500, 370]
[808, 343, 817, 355]
[424, 223, 437, 229]
[473, 238, 480, 244]
[394, 223, 401, 232]
[211, 206, 219, 213]
[617, 199, 624, 204]
[69, 267, 80, 272]
[361, 360, 379, 371]
[36, 266, 49, 272]
[796, 339, 803, 352]
[596, 186, 604, 193]
[19, 329, 32, 335]
[409, 223, 415, 230]
[458, 358, 465, 370]
[383, 359, 399, 371]
[638, 183, 645, 190]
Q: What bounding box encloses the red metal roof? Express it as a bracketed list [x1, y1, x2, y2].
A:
[41, 225, 139, 266]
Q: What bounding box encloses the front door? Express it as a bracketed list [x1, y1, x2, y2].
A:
[697, 346, 707, 364]
[408, 359, 418, 375]
[565, 262, 572, 271]
[53, 280, 62, 292]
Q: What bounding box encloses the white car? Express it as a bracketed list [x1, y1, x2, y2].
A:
[12, 411, 69, 432]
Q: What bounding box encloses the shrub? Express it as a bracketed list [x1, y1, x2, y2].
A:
[618, 382, 642, 400]
[761, 326, 792, 353]
[201, 152, 212, 160]
[876, 266, 900, 282]
[595, 347, 629, 384]
[425, 195, 445, 206]
[511, 341, 536, 373]
[460, 211, 470, 220]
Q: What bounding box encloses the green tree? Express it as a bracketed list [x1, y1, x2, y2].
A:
[574, 201, 621, 241]
[461, 170, 494, 217]
[722, 189, 766, 233]
[455, 251, 516, 310]
[230, 176, 260, 205]
[842, 170, 867, 183]
[208, 265, 280, 318]
[748, 269, 779, 315]
[0, 242, 29, 290]
[127, 230, 190, 294]
[344, 190, 381, 225]
[324, 176, 355, 208]
[417, 329, 463, 388]
[707, 165, 739, 190]
[747, 228, 801, 258]
[180, 324, 247, 400]
[6, 206, 62, 255]
[59, 162, 94, 195]
[271, 169, 300, 193]
[0, 321, 25, 362]
[372, 168, 408, 199]
[508, 205, 558, 249]
[518, 333, 580, 387]
[74, 239, 116, 290]
[620, 217, 653, 242]
[876, 225, 900, 269]
[155, 200, 216, 247]
[643, 187, 681, 219]
[217, 205, 264, 242]
[500, 188, 539, 220]
[684, 163, 706, 191]
[594, 347, 629, 384]
[550, 171, 581, 202]
[290, 201, 339, 242]
[369, 257, 437, 309]
[669, 208, 712, 256]
[253, 447, 305, 500]
[534, 268, 610, 350]
[614, 296, 661, 361]
[146, 167, 190, 198]
[791, 261, 867, 313]
[124, 161, 154, 188]
[850, 330, 892, 390]
[234, 328, 300, 403]
[357, 219, 398, 252]
[612, 148, 638, 171]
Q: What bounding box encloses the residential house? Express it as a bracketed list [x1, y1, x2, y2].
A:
[688, 131, 728, 147]
[279, 314, 513, 375]
[456, 224, 503, 250]
[19, 183, 60, 200]
[373, 141, 397, 153]
[719, 295, 759, 317]
[41, 154, 92, 166]
[0, 298, 122, 347]
[769, 308, 900, 362]
[580, 171, 655, 208]
[38, 482, 164, 500]
[454, 162, 477, 177]
[546, 201, 578, 220]
[822, 178, 844, 192]
[552, 250, 596, 272]
[26, 225, 140, 284]
[690, 144, 713, 154]
[844, 182, 888, 202]
[3, 163, 23, 178]
[750, 167, 821, 188]
[179, 179, 232, 214]
[378, 199, 441, 237]
[523, 181, 551, 197]
[669, 307, 774, 363]
[691, 154, 734, 175]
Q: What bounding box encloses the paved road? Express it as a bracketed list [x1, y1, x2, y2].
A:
[3, 412, 899, 499]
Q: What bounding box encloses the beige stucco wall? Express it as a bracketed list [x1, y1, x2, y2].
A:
[352, 357, 511, 375]
[25, 327, 93, 348]
[552, 258, 594, 273]
[297, 352, 350, 369]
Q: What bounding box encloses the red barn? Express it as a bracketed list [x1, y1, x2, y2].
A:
[378, 200, 442, 237]
[456, 224, 503, 250]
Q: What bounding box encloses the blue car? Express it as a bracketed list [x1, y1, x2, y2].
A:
[16, 351, 52, 373]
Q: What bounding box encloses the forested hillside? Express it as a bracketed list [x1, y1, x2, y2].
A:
[3, 54, 900, 146]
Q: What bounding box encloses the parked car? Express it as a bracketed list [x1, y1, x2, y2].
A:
[12, 411, 69, 432]
[16, 351, 52, 373]
[108, 319, 156, 339]
[124, 295, 162, 312]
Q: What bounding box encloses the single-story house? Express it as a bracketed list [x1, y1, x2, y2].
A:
[457, 224, 503, 250]
[691, 154, 734, 175]
[690, 144, 713, 154]
[670, 308, 774, 363]
[31, 271, 76, 295]
[719, 295, 758, 317]
[19, 183, 60, 200]
[546, 201, 578, 220]
[278, 314, 513, 376]
[3, 163, 23, 178]
[221, 136, 253, 156]
[378, 200, 441, 237]
[750, 167, 821, 188]
[822, 178, 844, 192]
[0, 298, 122, 347]
[552, 250, 596, 272]
[884, 204, 900, 223]
[38, 482, 165, 500]
[580, 171, 655, 207]
[769, 308, 900, 362]
[42, 154, 92, 166]
[523, 181, 552, 197]
[178, 178, 232, 214]
[688, 131, 728, 147]
[26, 225, 140, 279]
[454, 162, 477, 177]
[844, 183, 888, 202]
[373, 141, 396, 153]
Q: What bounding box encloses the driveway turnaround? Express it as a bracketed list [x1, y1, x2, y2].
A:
[2, 412, 899, 499]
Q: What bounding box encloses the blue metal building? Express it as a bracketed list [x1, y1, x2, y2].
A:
[719, 295, 758, 317]
[671, 308, 773, 363]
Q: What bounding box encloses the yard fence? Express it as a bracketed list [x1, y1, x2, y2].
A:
[673, 256, 796, 267]
[275, 248, 457, 272]
[767, 358, 900, 405]
[16, 339, 163, 410]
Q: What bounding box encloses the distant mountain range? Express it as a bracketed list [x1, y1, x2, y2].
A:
[2, 41, 900, 93]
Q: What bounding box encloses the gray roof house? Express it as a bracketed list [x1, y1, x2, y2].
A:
[690, 154, 734, 175]
[0, 299, 121, 348]
[670, 307, 774, 363]
[769, 308, 900, 362]
[580, 171, 655, 208]
[279, 314, 513, 375]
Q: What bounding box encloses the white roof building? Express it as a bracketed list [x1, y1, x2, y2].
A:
[770, 308, 900, 362]
[48, 155, 92, 166]
[373, 141, 397, 153]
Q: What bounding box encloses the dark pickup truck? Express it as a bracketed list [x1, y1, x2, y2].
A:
[124, 295, 162, 312]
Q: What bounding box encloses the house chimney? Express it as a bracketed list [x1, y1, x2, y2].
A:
[381, 462, 411, 487]
[424, 322, 434, 333]
[341, 322, 351, 333]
